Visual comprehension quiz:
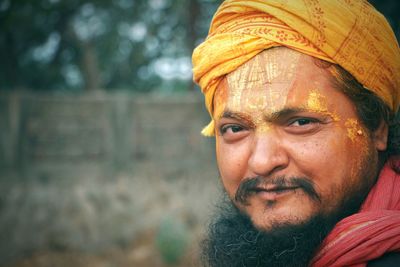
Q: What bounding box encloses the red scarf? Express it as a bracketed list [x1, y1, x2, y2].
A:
[311, 159, 400, 267]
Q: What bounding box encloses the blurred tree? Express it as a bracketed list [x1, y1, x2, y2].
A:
[0, 0, 398, 92]
[0, 0, 220, 92]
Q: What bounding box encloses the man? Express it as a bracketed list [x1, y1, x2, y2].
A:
[192, 0, 400, 266]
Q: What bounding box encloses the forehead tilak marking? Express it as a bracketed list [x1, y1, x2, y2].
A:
[224, 48, 301, 134]
[226, 48, 301, 113]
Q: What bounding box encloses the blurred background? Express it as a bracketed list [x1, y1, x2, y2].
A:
[0, 0, 399, 266]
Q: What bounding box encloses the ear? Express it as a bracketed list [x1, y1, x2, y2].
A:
[373, 120, 388, 151]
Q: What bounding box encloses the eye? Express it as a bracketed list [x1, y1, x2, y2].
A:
[220, 124, 244, 134]
[290, 118, 315, 126]
[218, 124, 249, 142]
[286, 117, 321, 134]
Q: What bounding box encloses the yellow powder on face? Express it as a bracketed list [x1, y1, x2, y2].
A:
[306, 89, 340, 122]
[345, 118, 363, 142]
[227, 48, 301, 112]
[225, 48, 301, 134]
[256, 123, 271, 134]
[307, 89, 328, 112]
[343, 118, 370, 180]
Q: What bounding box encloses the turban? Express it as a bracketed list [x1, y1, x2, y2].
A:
[192, 0, 400, 136]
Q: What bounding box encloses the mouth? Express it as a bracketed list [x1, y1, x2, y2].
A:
[235, 176, 320, 206]
[253, 185, 300, 200]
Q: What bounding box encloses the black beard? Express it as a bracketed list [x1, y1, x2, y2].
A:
[201, 184, 371, 267]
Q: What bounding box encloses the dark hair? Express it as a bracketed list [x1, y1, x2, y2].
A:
[323, 62, 400, 172]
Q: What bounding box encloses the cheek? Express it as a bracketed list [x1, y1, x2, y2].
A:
[287, 131, 351, 187]
[346, 132, 374, 182]
[216, 137, 249, 194]
[288, 137, 334, 170]
[289, 127, 371, 196]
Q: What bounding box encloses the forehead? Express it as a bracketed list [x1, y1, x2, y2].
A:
[213, 47, 342, 117]
[226, 47, 300, 96]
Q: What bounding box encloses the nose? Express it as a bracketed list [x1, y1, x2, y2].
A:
[248, 133, 289, 177]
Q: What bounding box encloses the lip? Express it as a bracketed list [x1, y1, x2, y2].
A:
[254, 186, 299, 201]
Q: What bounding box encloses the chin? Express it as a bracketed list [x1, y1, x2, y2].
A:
[251, 212, 313, 231]
[242, 196, 316, 230]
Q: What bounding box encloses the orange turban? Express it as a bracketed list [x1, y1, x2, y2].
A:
[192, 0, 400, 136]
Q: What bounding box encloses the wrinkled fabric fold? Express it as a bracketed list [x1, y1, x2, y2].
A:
[311, 159, 400, 266]
[192, 0, 400, 136]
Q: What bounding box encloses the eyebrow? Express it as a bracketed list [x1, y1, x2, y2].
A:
[221, 107, 312, 123]
[269, 107, 311, 121]
[220, 111, 254, 125]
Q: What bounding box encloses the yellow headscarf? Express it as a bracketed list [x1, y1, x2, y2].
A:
[192, 0, 400, 136]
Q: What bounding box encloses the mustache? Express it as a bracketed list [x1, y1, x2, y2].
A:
[234, 176, 321, 205]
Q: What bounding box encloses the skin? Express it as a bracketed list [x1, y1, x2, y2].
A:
[213, 47, 388, 230]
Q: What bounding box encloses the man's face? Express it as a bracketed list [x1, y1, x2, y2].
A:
[212, 47, 383, 230]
